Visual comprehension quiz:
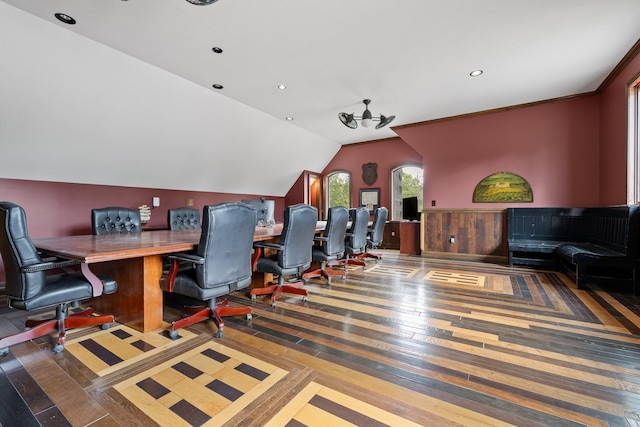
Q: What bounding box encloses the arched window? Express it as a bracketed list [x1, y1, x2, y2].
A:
[391, 165, 423, 221]
[326, 171, 351, 210]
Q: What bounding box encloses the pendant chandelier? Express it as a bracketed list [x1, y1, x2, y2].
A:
[185, 0, 219, 5]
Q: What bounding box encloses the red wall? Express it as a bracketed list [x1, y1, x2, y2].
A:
[321, 137, 422, 211]
[599, 53, 640, 205]
[394, 96, 601, 208]
[0, 178, 284, 281]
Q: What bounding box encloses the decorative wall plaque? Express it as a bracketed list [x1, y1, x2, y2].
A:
[472, 172, 533, 203]
[362, 162, 378, 186]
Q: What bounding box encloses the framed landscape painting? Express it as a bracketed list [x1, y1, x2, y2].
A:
[472, 172, 533, 203]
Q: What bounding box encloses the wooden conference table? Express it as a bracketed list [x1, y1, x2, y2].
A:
[33, 223, 325, 332]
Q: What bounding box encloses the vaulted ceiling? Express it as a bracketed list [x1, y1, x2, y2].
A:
[1, 1, 639, 196]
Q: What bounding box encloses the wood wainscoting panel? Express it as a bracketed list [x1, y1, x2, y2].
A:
[422, 208, 507, 260]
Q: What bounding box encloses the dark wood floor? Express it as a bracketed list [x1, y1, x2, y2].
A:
[2, 251, 640, 426]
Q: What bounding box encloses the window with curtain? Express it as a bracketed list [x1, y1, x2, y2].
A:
[326, 171, 351, 209]
[391, 165, 424, 221]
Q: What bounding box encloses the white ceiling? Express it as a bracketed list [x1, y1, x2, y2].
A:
[5, 0, 640, 144]
[1, 1, 639, 195]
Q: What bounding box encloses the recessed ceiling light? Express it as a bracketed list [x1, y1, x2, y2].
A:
[278, 84, 287, 90]
[470, 70, 483, 77]
[211, 47, 223, 54]
[285, 117, 294, 121]
[54, 13, 76, 25]
[212, 84, 223, 90]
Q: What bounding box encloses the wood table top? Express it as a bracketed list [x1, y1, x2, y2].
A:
[33, 221, 326, 264]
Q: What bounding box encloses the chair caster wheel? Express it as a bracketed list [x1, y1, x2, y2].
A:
[0, 347, 8, 357]
[302, 296, 308, 302]
[169, 330, 179, 340]
[251, 295, 256, 301]
[271, 301, 277, 307]
[246, 314, 252, 321]
[216, 330, 224, 338]
[101, 323, 111, 330]
[53, 344, 64, 353]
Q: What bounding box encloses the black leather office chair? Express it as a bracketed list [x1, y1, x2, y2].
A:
[303, 206, 349, 284]
[91, 207, 141, 235]
[162, 202, 256, 338]
[250, 204, 318, 307]
[0, 202, 117, 354]
[340, 207, 370, 268]
[360, 207, 388, 261]
[168, 207, 201, 230]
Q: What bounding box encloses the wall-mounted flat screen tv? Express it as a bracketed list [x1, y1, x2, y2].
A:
[402, 196, 419, 221]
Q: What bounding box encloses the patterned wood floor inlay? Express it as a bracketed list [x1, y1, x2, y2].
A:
[66, 323, 196, 376]
[114, 342, 288, 427]
[265, 381, 423, 427]
[424, 269, 485, 287]
[4, 250, 640, 426]
[364, 263, 421, 277]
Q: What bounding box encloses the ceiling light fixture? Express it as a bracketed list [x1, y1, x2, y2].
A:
[470, 69, 483, 77]
[54, 13, 76, 25]
[185, 0, 219, 5]
[339, 99, 395, 130]
[211, 47, 223, 54]
[212, 84, 223, 90]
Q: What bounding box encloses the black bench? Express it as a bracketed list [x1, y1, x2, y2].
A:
[507, 206, 640, 293]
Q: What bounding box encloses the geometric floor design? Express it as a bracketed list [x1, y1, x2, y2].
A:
[113, 342, 288, 427]
[365, 263, 421, 277]
[424, 269, 485, 287]
[65, 323, 196, 377]
[65, 322, 429, 426]
[10, 253, 640, 426]
[265, 381, 423, 427]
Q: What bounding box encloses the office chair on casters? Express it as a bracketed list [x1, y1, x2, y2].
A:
[359, 207, 388, 262]
[250, 204, 318, 307]
[303, 206, 349, 284]
[91, 207, 141, 235]
[161, 202, 257, 339]
[338, 206, 370, 269]
[0, 202, 117, 355]
[168, 207, 201, 230]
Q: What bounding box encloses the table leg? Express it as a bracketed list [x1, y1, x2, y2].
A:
[90, 254, 164, 332]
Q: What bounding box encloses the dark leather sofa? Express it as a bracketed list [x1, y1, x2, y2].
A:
[507, 206, 640, 293]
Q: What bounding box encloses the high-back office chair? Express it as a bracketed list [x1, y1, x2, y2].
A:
[250, 204, 318, 307]
[91, 207, 141, 235]
[165, 207, 202, 271]
[360, 206, 388, 261]
[303, 206, 349, 284]
[340, 206, 370, 268]
[161, 202, 256, 338]
[0, 202, 117, 354]
[168, 207, 201, 230]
